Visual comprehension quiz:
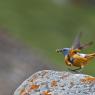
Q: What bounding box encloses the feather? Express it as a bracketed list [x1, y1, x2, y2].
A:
[71, 32, 82, 49]
[71, 32, 93, 50]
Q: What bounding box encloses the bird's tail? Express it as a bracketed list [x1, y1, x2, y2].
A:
[86, 53, 95, 60]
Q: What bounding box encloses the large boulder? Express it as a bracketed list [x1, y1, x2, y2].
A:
[14, 70, 95, 95]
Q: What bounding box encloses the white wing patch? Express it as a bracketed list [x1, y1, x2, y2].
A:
[77, 53, 86, 58]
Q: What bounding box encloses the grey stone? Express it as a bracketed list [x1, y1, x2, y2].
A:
[14, 70, 95, 95]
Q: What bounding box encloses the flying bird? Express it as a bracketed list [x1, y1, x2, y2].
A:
[56, 32, 94, 71]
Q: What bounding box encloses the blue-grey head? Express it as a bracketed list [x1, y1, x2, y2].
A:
[56, 48, 70, 56]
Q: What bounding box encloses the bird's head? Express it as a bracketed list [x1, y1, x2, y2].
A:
[56, 48, 70, 56]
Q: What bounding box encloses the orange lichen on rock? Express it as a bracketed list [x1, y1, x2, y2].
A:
[42, 91, 52, 95]
[29, 79, 34, 83]
[51, 80, 57, 87]
[81, 76, 95, 84]
[20, 92, 28, 95]
[30, 84, 39, 90]
[28, 74, 38, 82]
[19, 88, 28, 95]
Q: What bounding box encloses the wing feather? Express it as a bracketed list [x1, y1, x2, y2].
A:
[71, 32, 82, 49]
[71, 32, 93, 50]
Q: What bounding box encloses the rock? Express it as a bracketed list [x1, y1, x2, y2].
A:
[14, 70, 95, 95]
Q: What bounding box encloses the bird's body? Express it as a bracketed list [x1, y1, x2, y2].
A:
[56, 32, 94, 71]
[64, 49, 95, 68]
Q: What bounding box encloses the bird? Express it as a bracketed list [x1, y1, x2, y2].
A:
[56, 32, 95, 72]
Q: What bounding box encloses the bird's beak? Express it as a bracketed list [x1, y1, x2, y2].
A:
[56, 49, 63, 53]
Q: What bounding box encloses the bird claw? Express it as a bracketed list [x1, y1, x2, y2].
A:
[68, 68, 82, 73]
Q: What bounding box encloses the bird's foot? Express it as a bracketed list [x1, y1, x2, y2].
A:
[68, 67, 83, 73]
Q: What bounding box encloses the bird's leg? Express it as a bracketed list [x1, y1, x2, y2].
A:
[78, 65, 84, 72]
[68, 67, 81, 72]
[68, 65, 84, 73]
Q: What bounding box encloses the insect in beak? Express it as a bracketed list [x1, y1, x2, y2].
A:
[56, 48, 63, 53]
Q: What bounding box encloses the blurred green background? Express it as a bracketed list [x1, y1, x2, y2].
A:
[0, 0, 95, 75]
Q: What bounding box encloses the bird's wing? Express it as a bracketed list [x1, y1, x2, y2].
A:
[79, 41, 93, 50]
[71, 32, 93, 50]
[71, 32, 82, 49]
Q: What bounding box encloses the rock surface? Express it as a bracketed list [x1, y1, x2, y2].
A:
[14, 70, 95, 95]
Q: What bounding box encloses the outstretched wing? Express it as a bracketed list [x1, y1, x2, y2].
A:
[71, 32, 82, 49]
[79, 41, 93, 50]
[71, 32, 93, 50]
